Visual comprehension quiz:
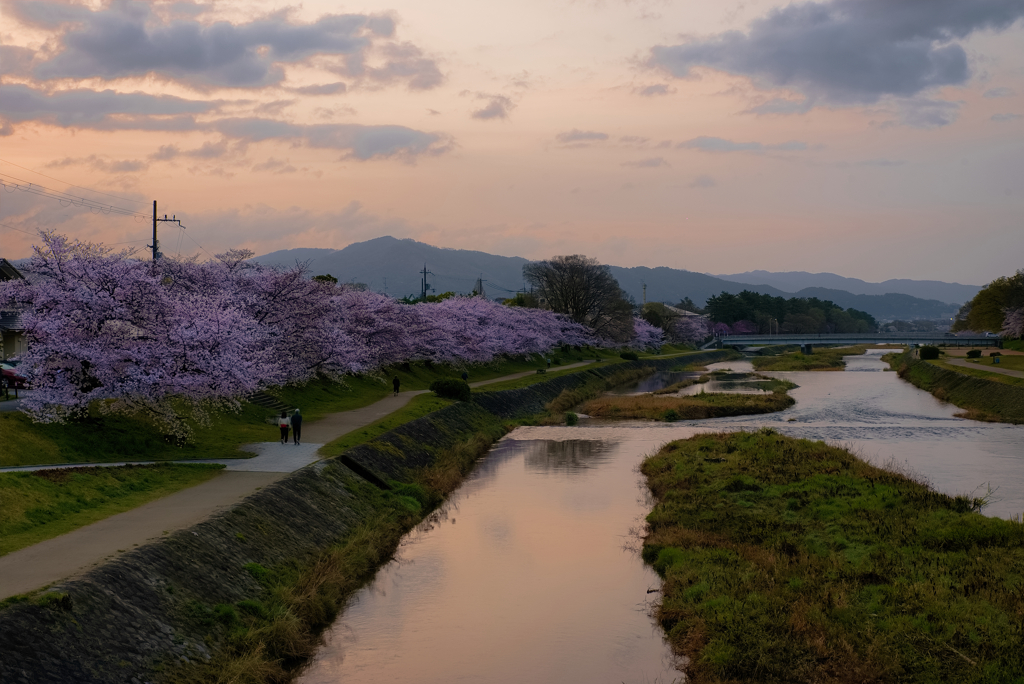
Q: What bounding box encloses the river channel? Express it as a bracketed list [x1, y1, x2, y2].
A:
[298, 349, 1024, 683]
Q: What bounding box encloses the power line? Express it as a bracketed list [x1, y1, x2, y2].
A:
[0, 157, 150, 205]
[0, 173, 149, 218]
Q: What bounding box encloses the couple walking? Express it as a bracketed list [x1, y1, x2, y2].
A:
[278, 409, 303, 445]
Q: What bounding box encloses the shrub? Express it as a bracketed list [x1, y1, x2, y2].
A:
[565, 412, 579, 426]
[990, 351, 1002, 357]
[620, 351, 639, 361]
[966, 349, 982, 359]
[919, 345, 940, 360]
[429, 379, 471, 402]
[662, 409, 680, 422]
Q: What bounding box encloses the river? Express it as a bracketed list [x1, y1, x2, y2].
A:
[298, 349, 1024, 683]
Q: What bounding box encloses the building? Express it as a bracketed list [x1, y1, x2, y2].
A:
[0, 259, 27, 360]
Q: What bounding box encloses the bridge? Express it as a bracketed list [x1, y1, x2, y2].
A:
[717, 333, 1001, 348]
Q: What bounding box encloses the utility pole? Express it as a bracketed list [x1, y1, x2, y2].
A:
[420, 264, 433, 301]
[150, 200, 185, 261]
[642, 281, 647, 305]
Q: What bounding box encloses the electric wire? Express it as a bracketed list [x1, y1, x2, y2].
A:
[0, 158, 150, 205]
[0, 173, 149, 218]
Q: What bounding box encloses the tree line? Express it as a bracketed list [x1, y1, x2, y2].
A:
[952, 270, 1024, 338]
[704, 290, 877, 334]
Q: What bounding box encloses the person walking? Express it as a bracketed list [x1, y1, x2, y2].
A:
[278, 410, 290, 444]
[393, 376, 401, 396]
[291, 408, 302, 445]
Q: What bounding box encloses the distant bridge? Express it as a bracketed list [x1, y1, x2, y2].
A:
[717, 333, 1001, 348]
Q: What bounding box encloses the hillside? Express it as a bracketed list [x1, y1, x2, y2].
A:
[715, 269, 978, 304]
[253, 237, 960, 320]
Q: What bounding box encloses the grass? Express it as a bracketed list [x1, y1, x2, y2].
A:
[318, 394, 455, 457]
[1004, 339, 1024, 353]
[0, 463, 224, 556]
[928, 360, 1024, 389]
[951, 355, 1024, 371]
[580, 390, 795, 421]
[0, 354, 571, 469]
[752, 345, 870, 371]
[537, 366, 659, 421]
[641, 430, 1024, 684]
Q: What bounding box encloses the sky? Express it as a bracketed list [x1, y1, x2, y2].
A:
[1, 0, 1022, 285]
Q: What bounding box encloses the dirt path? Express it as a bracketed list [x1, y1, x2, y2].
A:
[0, 361, 596, 599]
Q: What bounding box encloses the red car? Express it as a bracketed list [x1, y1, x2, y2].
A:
[1, 362, 27, 389]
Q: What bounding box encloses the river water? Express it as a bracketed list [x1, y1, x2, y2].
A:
[298, 349, 1024, 683]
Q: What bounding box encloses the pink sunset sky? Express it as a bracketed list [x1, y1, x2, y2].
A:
[1, 0, 1022, 284]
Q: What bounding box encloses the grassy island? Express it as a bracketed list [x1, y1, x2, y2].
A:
[580, 389, 794, 421]
[641, 431, 1024, 683]
[751, 345, 869, 371]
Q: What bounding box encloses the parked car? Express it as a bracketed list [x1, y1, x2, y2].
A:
[1, 362, 27, 389]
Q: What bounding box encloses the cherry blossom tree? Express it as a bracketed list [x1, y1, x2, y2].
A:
[631, 317, 664, 350]
[1, 233, 660, 438]
[671, 316, 711, 346]
[1001, 308, 1024, 338]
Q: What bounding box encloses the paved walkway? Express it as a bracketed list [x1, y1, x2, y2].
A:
[944, 358, 1024, 379]
[0, 361, 596, 598]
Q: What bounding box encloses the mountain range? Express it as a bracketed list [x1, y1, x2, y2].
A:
[252, 237, 968, 321]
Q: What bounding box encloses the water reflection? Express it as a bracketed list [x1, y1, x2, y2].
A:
[298, 438, 684, 684]
[524, 439, 613, 472]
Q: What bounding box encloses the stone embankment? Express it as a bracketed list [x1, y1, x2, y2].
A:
[0, 352, 731, 683]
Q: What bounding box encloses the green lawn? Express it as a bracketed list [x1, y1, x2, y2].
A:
[318, 394, 455, 457]
[642, 431, 1024, 683]
[0, 354, 576, 468]
[0, 463, 224, 556]
[928, 360, 1024, 388]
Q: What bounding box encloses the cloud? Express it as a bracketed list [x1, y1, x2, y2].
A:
[622, 157, 670, 168]
[984, 86, 1016, 98]
[1, 84, 450, 161]
[213, 118, 451, 160]
[0, 45, 34, 77]
[647, 0, 1024, 123]
[471, 95, 515, 120]
[252, 157, 298, 174]
[555, 129, 609, 144]
[46, 155, 149, 174]
[291, 82, 348, 96]
[992, 113, 1022, 121]
[890, 97, 961, 128]
[636, 84, 672, 97]
[0, 83, 216, 128]
[14, 1, 440, 91]
[677, 136, 808, 153]
[688, 174, 717, 188]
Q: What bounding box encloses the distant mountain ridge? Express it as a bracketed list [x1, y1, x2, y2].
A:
[252, 237, 962, 321]
[714, 269, 979, 304]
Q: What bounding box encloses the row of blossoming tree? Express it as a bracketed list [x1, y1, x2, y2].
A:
[0, 234, 662, 437]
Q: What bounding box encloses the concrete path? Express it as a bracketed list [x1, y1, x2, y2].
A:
[944, 358, 1024, 379]
[0, 361, 598, 597]
[0, 471, 281, 599]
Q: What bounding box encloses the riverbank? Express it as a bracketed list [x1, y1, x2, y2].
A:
[0, 350, 735, 684]
[641, 430, 1024, 684]
[888, 350, 1024, 424]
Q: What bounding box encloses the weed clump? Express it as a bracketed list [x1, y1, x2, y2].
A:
[619, 351, 639, 361]
[429, 379, 471, 402]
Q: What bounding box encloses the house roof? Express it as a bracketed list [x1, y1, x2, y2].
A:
[0, 311, 25, 331]
[0, 259, 25, 282]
